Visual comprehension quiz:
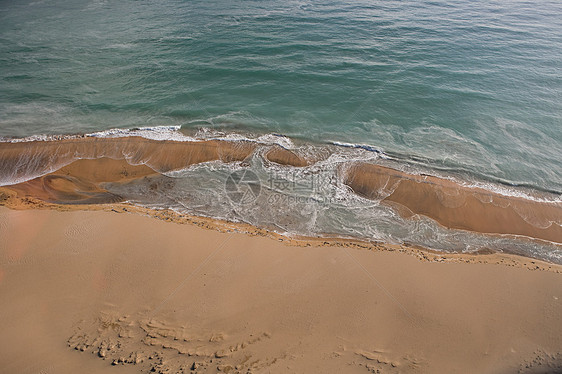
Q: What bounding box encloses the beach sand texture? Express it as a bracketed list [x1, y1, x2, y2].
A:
[0, 206, 561, 374]
[1, 0, 562, 372]
[0, 138, 561, 373]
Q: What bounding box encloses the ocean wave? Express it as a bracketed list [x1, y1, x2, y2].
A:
[0, 125, 299, 149]
[0, 125, 192, 143]
[194, 127, 295, 149]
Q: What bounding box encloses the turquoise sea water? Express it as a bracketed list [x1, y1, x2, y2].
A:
[1, 0, 561, 262]
[1, 0, 561, 192]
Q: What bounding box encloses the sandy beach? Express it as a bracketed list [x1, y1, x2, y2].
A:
[0, 204, 561, 374]
[0, 134, 560, 374]
[2, 0, 562, 373]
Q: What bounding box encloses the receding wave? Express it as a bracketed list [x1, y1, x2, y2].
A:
[343, 163, 562, 243]
[1, 128, 560, 263]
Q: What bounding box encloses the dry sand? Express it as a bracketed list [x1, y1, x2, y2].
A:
[0, 206, 561, 374]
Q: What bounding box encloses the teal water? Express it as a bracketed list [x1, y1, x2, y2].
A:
[1, 0, 561, 192]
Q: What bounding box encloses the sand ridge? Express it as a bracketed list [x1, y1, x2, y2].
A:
[343, 162, 562, 243]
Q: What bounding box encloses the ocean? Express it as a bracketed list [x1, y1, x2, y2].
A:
[1, 0, 561, 262]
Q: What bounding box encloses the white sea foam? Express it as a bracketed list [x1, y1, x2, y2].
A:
[0, 125, 193, 143]
[194, 127, 295, 149]
[330, 140, 390, 159]
[85, 125, 195, 142]
[1, 125, 294, 149]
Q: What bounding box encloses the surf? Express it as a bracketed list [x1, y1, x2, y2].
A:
[1, 127, 560, 264]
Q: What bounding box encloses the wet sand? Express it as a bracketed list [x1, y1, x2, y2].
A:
[0, 136, 255, 185]
[0, 206, 561, 374]
[344, 162, 562, 243]
[1, 137, 560, 246]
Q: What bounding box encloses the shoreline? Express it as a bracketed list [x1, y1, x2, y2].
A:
[0, 135, 560, 264]
[1, 188, 560, 273]
[2, 132, 560, 201]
